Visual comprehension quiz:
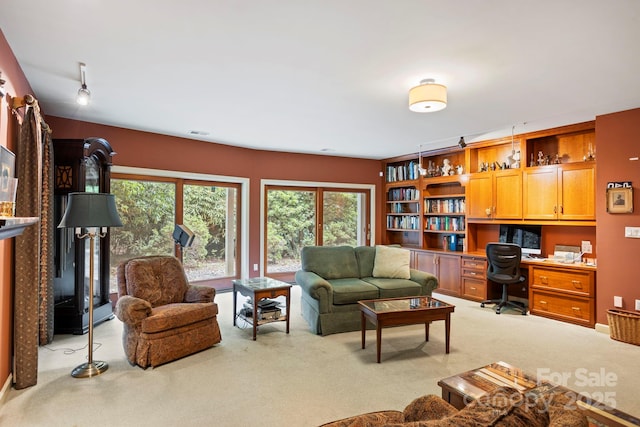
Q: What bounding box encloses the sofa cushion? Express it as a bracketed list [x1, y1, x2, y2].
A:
[301, 246, 360, 279]
[142, 302, 218, 334]
[372, 245, 410, 279]
[329, 278, 380, 305]
[363, 277, 422, 298]
[354, 246, 376, 278]
[125, 257, 188, 307]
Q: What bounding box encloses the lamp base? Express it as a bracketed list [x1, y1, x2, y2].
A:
[71, 360, 108, 378]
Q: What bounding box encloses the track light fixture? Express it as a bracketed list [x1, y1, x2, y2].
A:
[76, 63, 91, 105]
[458, 137, 466, 149]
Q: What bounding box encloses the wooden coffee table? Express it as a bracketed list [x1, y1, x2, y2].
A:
[438, 361, 640, 427]
[358, 296, 454, 363]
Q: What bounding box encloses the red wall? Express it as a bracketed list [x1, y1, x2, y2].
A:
[44, 116, 385, 277]
[595, 108, 640, 324]
[0, 29, 35, 389]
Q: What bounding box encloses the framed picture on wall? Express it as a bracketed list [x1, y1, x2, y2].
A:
[606, 187, 633, 213]
[0, 146, 15, 180]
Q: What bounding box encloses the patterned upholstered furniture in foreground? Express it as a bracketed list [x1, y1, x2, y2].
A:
[320, 386, 588, 427]
[115, 255, 221, 368]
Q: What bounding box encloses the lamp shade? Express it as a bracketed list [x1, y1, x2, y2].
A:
[409, 79, 447, 112]
[58, 192, 122, 228]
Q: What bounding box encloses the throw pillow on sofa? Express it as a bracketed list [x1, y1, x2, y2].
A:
[372, 245, 411, 279]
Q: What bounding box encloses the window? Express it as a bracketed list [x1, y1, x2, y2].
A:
[109, 173, 241, 292]
[264, 184, 372, 279]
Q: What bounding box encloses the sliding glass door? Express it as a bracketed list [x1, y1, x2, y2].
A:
[265, 186, 370, 279]
[110, 175, 240, 292]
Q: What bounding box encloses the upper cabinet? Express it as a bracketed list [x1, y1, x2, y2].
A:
[467, 169, 522, 220]
[522, 122, 596, 222]
[523, 163, 595, 221]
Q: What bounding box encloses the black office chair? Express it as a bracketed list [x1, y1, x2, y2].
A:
[480, 243, 527, 315]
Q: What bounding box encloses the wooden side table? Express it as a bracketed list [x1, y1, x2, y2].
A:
[232, 277, 291, 340]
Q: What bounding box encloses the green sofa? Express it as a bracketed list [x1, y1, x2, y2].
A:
[295, 245, 438, 335]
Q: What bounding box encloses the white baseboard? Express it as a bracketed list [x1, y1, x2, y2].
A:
[0, 374, 12, 407]
[595, 322, 610, 334]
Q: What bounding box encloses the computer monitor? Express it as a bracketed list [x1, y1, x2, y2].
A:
[498, 224, 542, 256]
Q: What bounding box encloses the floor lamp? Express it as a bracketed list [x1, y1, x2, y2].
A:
[58, 192, 122, 378]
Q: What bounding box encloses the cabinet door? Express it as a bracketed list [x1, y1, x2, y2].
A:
[494, 169, 522, 219]
[523, 166, 558, 220]
[558, 164, 595, 220]
[413, 251, 437, 276]
[437, 254, 461, 295]
[467, 174, 493, 219]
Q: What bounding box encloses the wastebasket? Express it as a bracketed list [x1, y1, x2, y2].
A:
[607, 309, 640, 345]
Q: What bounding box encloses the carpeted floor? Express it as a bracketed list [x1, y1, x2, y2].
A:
[1, 286, 639, 426]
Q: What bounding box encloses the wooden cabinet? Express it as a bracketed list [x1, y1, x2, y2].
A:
[412, 250, 461, 296]
[460, 256, 488, 301]
[53, 138, 115, 334]
[467, 169, 522, 220]
[523, 163, 595, 221]
[528, 264, 595, 327]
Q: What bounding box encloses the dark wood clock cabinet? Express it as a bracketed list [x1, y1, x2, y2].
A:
[53, 137, 115, 334]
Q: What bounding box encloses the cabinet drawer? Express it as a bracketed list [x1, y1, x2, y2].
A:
[530, 290, 593, 326]
[461, 268, 486, 279]
[461, 257, 487, 271]
[530, 267, 594, 297]
[462, 278, 487, 300]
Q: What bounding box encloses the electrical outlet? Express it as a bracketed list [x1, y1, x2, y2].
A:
[253, 263, 258, 271]
[614, 296, 623, 308]
[625, 227, 640, 238]
[635, 299, 640, 311]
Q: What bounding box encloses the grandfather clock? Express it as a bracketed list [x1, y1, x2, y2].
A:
[53, 137, 115, 334]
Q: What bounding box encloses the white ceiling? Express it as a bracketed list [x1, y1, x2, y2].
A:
[1, 1, 639, 160]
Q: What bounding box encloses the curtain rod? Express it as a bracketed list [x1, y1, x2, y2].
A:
[11, 94, 52, 133]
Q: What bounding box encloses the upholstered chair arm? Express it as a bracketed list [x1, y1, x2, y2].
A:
[185, 284, 216, 303]
[409, 269, 439, 296]
[115, 295, 152, 325]
[402, 394, 458, 422]
[295, 270, 332, 313]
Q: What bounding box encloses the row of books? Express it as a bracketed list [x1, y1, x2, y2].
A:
[425, 198, 465, 214]
[387, 187, 419, 201]
[387, 215, 420, 230]
[425, 216, 465, 232]
[386, 162, 420, 182]
[389, 202, 419, 214]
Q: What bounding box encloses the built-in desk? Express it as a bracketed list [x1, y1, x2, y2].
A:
[525, 259, 596, 327]
[415, 248, 598, 327]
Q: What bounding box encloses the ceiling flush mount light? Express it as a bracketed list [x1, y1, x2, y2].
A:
[409, 78, 447, 112]
[76, 63, 91, 105]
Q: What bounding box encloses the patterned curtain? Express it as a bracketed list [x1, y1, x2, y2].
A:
[13, 103, 54, 389]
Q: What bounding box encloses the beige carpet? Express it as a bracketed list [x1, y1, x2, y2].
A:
[1, 286, 639, 426]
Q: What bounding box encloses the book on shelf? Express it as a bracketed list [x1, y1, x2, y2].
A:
[387, 215, 419, 230]
[424, 198, 465, 214]
[388, 187, 419, 201]
[386, 162, 419, 182]
[426, 216, 465, 232]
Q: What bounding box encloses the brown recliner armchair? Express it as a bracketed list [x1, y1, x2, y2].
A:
[115, 255, 222, 369]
